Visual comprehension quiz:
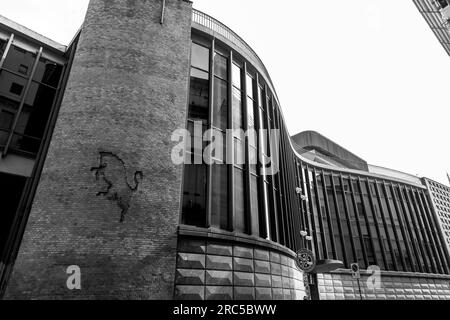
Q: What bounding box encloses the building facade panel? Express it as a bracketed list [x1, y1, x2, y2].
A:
[175, 235, 307, 300]
[316, 271, 450, 300]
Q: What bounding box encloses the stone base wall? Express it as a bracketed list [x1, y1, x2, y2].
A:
[174, 233, 307, 300]
[317, 270, 450, 300]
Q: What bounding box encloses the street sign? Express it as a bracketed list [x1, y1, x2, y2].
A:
[351, 263, 360, 279]
[295, 248, 316, 273]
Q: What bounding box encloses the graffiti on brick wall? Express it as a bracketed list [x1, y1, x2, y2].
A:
[91, 152, 143, 223]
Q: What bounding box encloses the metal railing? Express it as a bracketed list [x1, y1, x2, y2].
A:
[192, 9, 277, 98]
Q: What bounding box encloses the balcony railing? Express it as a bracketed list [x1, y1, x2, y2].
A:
[192, 9, 277, 98]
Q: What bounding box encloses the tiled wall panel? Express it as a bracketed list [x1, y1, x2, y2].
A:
[317, 271, 450, 300]
[175, 238, 307, 300]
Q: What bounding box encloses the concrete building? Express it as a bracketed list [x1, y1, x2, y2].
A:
[0, 0, 449, 300]
[422, 178, 450, 257]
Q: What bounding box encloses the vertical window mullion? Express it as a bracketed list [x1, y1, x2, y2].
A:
[205, 38, 215, 229]
[267, 91, 279, 243]
[227, 50, 234, 232]
[242, 62, 251, 235]
[254, 73, 268, 240]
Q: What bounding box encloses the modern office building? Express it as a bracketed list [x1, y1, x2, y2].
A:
[422, 178, 450, 257]
[0, 0, 449, 300]
[413, 0, 450, 55]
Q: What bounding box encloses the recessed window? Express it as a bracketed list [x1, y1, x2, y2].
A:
[437, 0, 449, 9]
[0, 110, 14, 130]
[10, 83, 24, 96]
[18, 64, 29, 75]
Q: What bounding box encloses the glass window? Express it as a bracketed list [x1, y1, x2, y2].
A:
[246, 74, 253, 98]
[249, 146, 257, 174]
[250, 175, 259, 236]
[234, 137, 245, 168]
[234, 168, 245, 233]
[346, 192, 356, 220]
[0, 49, 63, 155]
[0, 70, 27, 100]
[18, 64, 28, 76]
[259, 108, 268, 156]
[360, 181, 368, 194]
[258, 86, 264, 109]
[211, 164, 228, 230]
[0, 109, 14, 130]
[247, 97, 255, 127]
[32, 58, 63, 87]
[14, 83, 58, 154]
[191, 43, 209, 72]
[9, 82, 23, 96]
[0, 108, 15, 146]
[3, 46, 36, 75]
[232, 87, 243, 129]
[210, 129, 225, 163]
[343, 179, 350, 192]
[232, 63, 241, 89]
[214, 52, 227, 79]
[352, 180, 361, 193]
[262, 181, 270, 239]
[0, 38, 6, 57]
[188, 69, 209, 123]
[187, 121, 206, 158]
[212, 78, 228, 130]
[0, 172, 27, 265]
[354, 236, 366, 268]
[363, 236, 376, 266]
[325, 175, 332, 189]
[182, 164, 207, 227]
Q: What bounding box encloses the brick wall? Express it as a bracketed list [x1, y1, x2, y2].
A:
[175, 236, 308, 300]
[4, 0, 192, 299]
[317, 270, 450, 300]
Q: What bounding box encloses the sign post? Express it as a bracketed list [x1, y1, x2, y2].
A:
[351, 263, 363, 300]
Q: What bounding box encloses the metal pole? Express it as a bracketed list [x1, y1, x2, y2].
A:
[160, 0, 166, 24]
[0, 33, 14, 70]
[357, 278, 363, 300]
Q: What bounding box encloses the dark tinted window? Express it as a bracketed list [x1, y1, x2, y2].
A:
[191, 43, 209, 72]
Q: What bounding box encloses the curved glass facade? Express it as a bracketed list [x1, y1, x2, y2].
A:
[181, 10, 450, 276]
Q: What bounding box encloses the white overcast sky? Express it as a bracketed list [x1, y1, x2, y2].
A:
[1, 0, 449, 185]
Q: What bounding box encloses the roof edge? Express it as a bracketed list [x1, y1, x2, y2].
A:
[0, 14, 66, 53]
